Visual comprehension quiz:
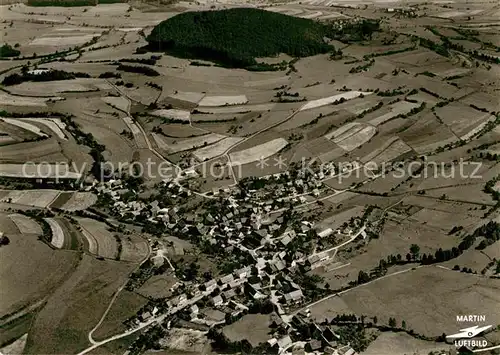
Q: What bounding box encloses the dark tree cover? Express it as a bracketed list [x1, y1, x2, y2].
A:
[0, 44, 20, 58]
[146, 8, 335, 69]
[2, 69, 90, 86]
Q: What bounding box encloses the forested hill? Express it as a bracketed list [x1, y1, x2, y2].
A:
[146, 8, 334, 69]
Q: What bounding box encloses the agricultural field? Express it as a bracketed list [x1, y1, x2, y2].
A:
[310, 266, 500, 337]
[1, 1, 500, 354]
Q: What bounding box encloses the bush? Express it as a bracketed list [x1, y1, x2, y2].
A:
[0, 44, 20, 58]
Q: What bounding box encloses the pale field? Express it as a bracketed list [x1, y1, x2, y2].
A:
[76, 217, 118, 259]
[0, 333, 28, 355]
[310, 266, 500, 336]
[102, 96, 130, 112]
[0, 163, 81, 180]
[7, 79, 109, 96]
[193, 137, 244, 161]
[360, 137, 411, 165]
[151, 109, 191, 121]
[0, 92, 49, 107]
[0, 136, 17, 146]
[44, 218, 65, 249]
[300, 91, 372, 111]
[194, 103, 275, 114]
[59, 192, 97, 211]
[325, 122, 377, 152]
[362, 332, 453, 355]
[0, 118, 47, 138]
[0, 189, 61, 208]
[228, 138, 288, 166]
[16, 118, 67, 140]
[198, 95, 248, 107]
[160, 329, 209, 354]
[153, 132, 226, 153]
[8, 213, 43, 235]
[368, 101, 421, 126]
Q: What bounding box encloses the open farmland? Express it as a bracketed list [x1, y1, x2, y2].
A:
[325, 122, 377, 152]
[0, 189, 61, 208]
[300, 91, 371, 111]
[44, 218, 65, 249]
[193, 137, 243, 161]
[76, 218, 118, 259]
[229, 138, 288, 166]
[8, 214, 43, 235]
[153, 132, 226, 153]
[16, 118, 67, 140]
[0, 118, 47, 138]
[310, 266, 500, 336]
[2, 1, 500, 354]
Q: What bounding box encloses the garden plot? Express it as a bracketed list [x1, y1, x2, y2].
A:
[368, 101, 421, 126]
[77, 218, 118, 259]
[300, 91, 372, 111]
[0, 163, 82, 180]
[101, 96, 129, 112]
[0, 118, 47, 138]
[122, 117, 148, 149]
[361, 137, 412, 165]
[198, 95, 248, 107]
[194, 103, 275, 114]
[0, 189, 60, 208]
[0, 91, 52, 107]
[436, 102, 495, 140]
[17, 118, 67, 140]
[325, 122, 376, 152]
[153, 133, 226, 153]
[8, 214, 43, 235]
[193, 137, 244, 161]
[58, 192, 97, 211]
[229, 138, 288, 166]
[44, 218, 65, 249]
